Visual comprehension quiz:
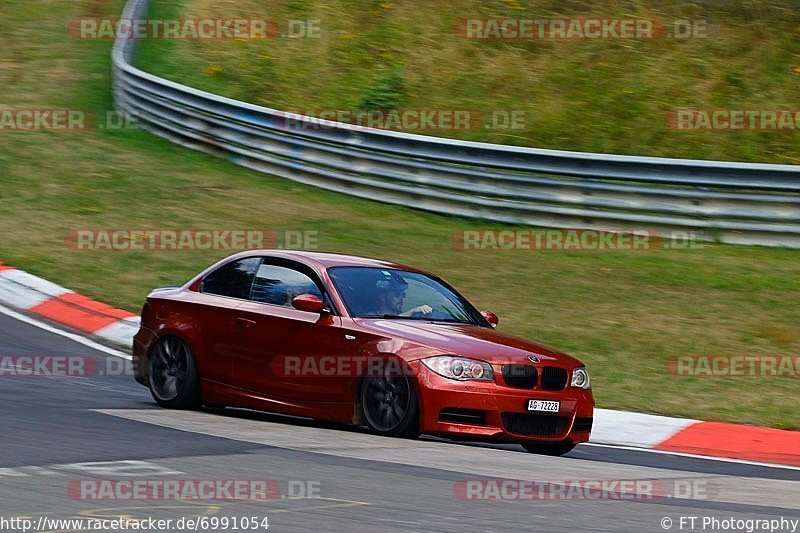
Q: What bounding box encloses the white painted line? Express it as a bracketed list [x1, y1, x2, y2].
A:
[581, 442, 800, 471]
[0, 303, 130, 360]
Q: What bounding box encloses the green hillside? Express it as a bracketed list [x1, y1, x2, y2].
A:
[137, 0, 800, 163]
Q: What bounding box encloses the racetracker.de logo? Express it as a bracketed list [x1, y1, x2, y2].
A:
[665, 355, 800, 377]
[453, 478, 717, 501]
[272, 355, 415, 378]
[0, 109, 86, 131]
[0, 355, 133, 377]
[68, 18, 321, 39]
[454, 18, 709, 40]
[65, 229, 318, 251]
[68, 480, 280, 501]
[451, 229, 705, 251]
[0, 110, 145, 132]
[666, 109, 800, 130]
[275, 109, 526, 132]
[0, 356, 97, 377]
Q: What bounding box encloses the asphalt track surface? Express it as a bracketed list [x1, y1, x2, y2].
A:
[0, 311, 798, 533]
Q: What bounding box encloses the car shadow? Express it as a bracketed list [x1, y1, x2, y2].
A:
[195, 405, 799, 479]
[199, 404, 539, 455]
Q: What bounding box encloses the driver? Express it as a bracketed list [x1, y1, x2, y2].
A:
[373, 273, 432, 317]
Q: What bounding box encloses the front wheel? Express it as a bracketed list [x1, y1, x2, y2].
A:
[359, 375, 419, 438]
[148, 336, 202, 409]
[521, 439, 577, 456]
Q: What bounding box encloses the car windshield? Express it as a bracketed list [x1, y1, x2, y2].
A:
[328, 266, 488, 325]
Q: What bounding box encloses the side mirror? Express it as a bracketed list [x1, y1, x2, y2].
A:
[481, 311, 499, 328]
[292, 294, 326, 314]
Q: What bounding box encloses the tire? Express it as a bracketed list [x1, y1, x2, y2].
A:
[521, 439, 577, 456]
[148, 336, 202, 409]
[359, 374, 419, 438]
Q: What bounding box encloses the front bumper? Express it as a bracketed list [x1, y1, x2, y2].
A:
[413, 361, 594, 443]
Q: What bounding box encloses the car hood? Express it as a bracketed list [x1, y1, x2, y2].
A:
[354, 318, 583, 368]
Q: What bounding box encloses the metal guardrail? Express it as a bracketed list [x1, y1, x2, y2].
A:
[113, 0, 800, 247]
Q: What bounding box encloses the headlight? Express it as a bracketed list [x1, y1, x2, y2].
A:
[421, 356, 494, 382]
[571, 367, 590, 389]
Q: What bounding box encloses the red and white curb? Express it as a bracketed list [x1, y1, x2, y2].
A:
[593, 410, 800, 467]
[0, 260, 798, 467]
[0, 261, 139, 347]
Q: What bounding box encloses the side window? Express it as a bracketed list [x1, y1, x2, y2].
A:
[250, 264, 322, 308]
[201, 257, 261, 299]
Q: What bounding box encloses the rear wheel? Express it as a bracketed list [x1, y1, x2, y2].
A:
[360, 375, 419, 438]
[521, 439, 577, 456]
[148, 337, 201, 409]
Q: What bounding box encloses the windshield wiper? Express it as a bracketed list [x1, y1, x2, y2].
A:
[359, 314, 473, 324]
[358, 314, 432, 320]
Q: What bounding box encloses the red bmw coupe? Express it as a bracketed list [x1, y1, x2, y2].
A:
[133, 250, 594, 455]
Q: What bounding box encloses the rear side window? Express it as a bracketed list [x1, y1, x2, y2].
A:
[201, 257, 261, 299]
[250, 264, 322, 307]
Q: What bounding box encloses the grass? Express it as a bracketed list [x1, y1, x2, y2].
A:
[133, 0, 800, 163]
[0, 0, 798, 429]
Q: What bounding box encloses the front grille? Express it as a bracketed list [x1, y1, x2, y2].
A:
[438, 408, 487, 425]
[501, 413, 568, 437]
[573, 417, 593, 432]
[502, 364, 537, 389]
[540, 367, 568, 391]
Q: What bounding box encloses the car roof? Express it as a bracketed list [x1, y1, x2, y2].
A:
[233, 250, 430, 274]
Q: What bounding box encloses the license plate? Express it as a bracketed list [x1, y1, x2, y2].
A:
[527, 399, 560, 413]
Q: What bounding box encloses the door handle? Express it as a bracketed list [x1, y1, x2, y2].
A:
[235, 317, 256, 329]
[344, 334, 356, 341]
